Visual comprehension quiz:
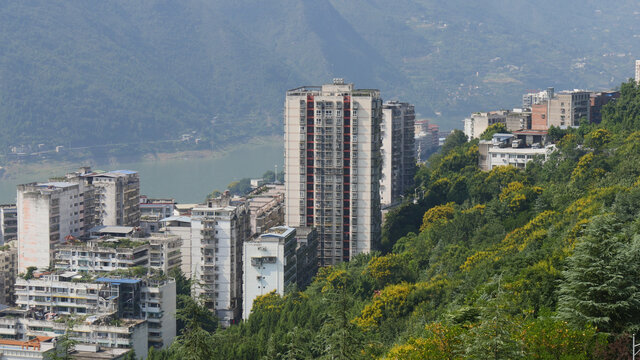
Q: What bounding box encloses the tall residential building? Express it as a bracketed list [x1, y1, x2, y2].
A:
[284, 79, 383, 265]
[0, 241, 16, 305]
[547, 90, 591, 127]
[17, 182, 84, 272]
[636, 60, 640, 84]
[83, 170, 140, 227]
[161, 192, 250, 326]
[380, 101, 416, 207]
[0, 204, 17, 245]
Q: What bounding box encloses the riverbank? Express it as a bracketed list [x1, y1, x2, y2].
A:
[0, 139, 283, 204]
[0, 135, 282, 181]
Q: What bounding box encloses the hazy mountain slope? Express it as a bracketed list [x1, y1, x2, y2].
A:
[0, 0, 639, 153]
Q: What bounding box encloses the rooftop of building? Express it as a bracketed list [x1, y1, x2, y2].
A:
[140, 196, 175, 205]
[160, 215, 192, 223]
[87, 170, 138, 178]
[0, 336, 55, 351]
[258, 226, 295, 240]
[89, 226, 136, 236]
[286, 79, 379, 98]
[512, 129, 548, 136]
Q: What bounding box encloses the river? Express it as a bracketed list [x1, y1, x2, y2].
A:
[0, 143, 283, 204]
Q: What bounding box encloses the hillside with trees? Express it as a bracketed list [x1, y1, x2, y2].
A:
[150, 81, 640, 359]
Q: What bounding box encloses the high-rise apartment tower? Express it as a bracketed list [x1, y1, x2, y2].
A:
[380, 101, 416, 206]
[284, 79, 382, 265]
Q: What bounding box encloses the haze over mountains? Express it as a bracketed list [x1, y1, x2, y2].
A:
[1, 0, 639, 150]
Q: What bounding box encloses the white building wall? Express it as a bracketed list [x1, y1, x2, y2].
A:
[17, 184, 82, 272]
[380, 107, 394, 206]
[242, 240, 285, 320]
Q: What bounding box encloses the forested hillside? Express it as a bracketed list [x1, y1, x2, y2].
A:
[2, 1, 640, 154]
[152, 81, 640, 359]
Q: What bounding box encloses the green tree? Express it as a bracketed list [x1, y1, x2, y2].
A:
[47, 320, 78, 360]
[313, 270, 364, 359]
[441, 130, 468, 155]
[168, 268, 192, 297]
[463, 279, 524, 359]
[176, 295, 218, 334]
[557, 214, 640, 334]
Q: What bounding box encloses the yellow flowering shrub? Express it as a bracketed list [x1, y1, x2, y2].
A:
[383, 322, 463, 360]
[366, 253, 403, 284]
[251, 290, 283, 313]
[460, 211, 557, 271]
[461, 204, 486, 215]
[420, 203, 455, 232]
[353, 283, 414, 330]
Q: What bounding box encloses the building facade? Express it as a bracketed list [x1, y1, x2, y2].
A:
[284, 79, 383, 265]
[547, 90, 591, 127]
[589, 91, 620, 124]
[85, 170, 140, 227]
[242, 226, 297, 320]
[0, 205, 17, 245]
[162, 193, 250, 326]
[17, 182, 84, 272]
[14, 272, 175, 351]
[139, 197, 175, 234]
[0, 241, 16, 306]
[247, 184, 285, 236]
[0, 309, 148, 359]
[380, 101, 416, 207]
[478, 134, 555, 171]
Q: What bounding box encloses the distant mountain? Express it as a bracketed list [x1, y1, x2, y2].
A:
[0, 0, 638, 151]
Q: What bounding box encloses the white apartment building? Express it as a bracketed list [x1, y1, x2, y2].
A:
[17, 182, 85, 272]
[0, 241, 16, 305]
[478, 134, 556, 171]
[0, 205, 17, 245]
[522, 88, 553, 108]
[54, 235, 180, 276]
[0, 309, 148, 359]
[381, 101, 416, 207]
[148, 235, 182, 274]
[54, 238, 150, 273]
[159, 216, 193, 277]
[242, 226, 297, 320]
[161, 192, 250, 326]
[636, 60, 640, 84]
[463, 111, 508, 139]
[14, 273, 175, 351]
[284, 79, 383, 265]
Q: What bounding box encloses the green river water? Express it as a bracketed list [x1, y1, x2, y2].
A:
[0, 143, 283, 204]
